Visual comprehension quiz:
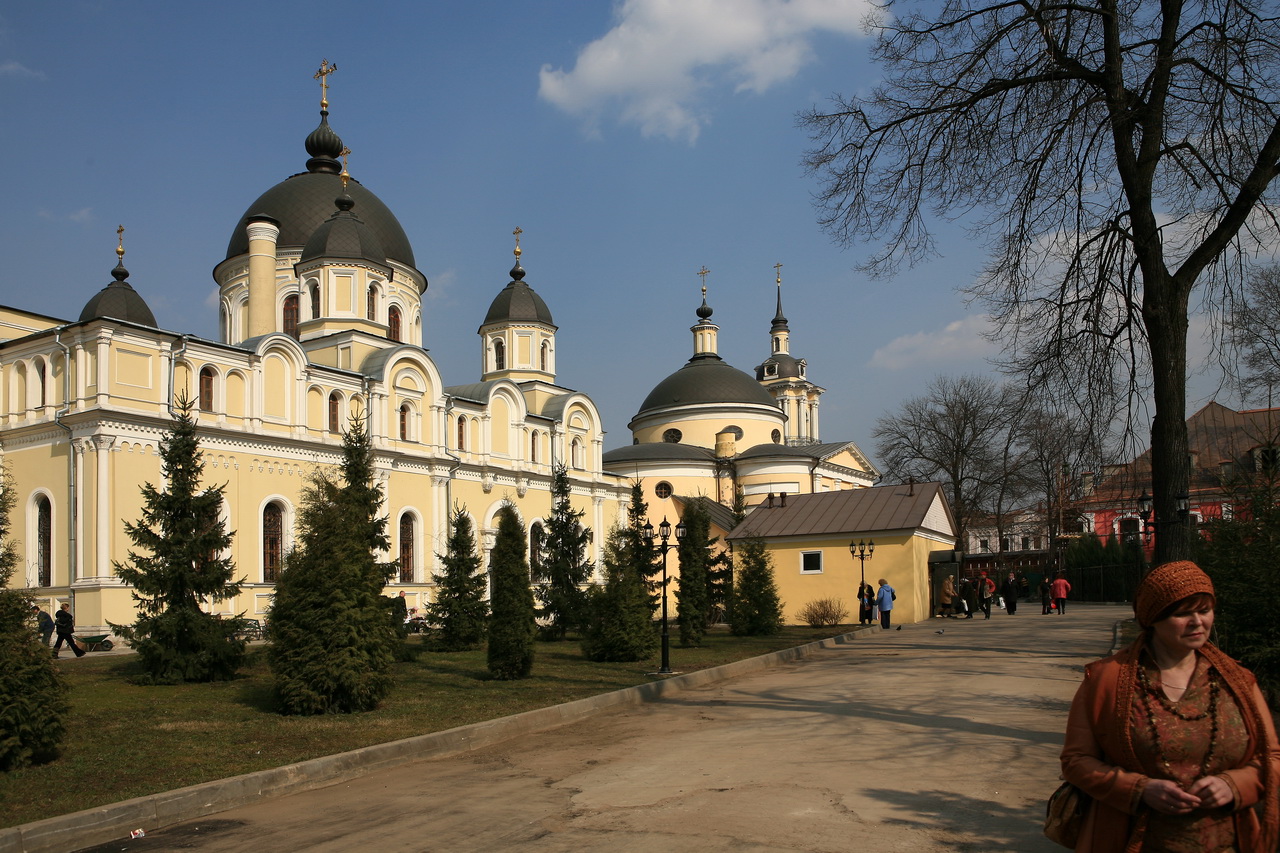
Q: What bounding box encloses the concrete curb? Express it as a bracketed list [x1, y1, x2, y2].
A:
[2, 629, 868, 853]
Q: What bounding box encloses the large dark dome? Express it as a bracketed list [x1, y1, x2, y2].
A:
[636, 355, 779, 417]
[225, 112, 415, 268]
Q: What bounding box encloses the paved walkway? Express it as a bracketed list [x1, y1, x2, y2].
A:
[80, 605, 1123, 853]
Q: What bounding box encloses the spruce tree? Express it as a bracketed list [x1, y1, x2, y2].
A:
[110, 398, 245, 683]
[621, 482, 660, 615]
[729, 538, 784, 636]
[1199, 476, 1280, 699]
[0, 471, 68, 769]
[268, 415, 398, 714]
[581, 526, 659, 662]
[428, 506, 489, 651]
[487, 504, 536, 679]
[675, 498, 712, 646]
[535, 465, 592, 639]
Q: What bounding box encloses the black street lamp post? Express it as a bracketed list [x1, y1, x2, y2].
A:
[643, 517, 686, 675]
[849, 539, 874, 619]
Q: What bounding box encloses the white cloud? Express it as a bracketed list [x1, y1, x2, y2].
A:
[67, 207, 94, 224]
[0, 60, 46, 80]
[870, 315, 996, 370]
[538, 0, 874, 143]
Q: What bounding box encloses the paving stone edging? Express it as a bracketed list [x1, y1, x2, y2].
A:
[1, 630, 867, 853]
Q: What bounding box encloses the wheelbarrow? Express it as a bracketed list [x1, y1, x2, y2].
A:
[76, 634, 114, 652]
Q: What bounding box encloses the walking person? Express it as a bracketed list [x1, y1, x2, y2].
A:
[1060, 560, 1280, 851]
[857, 582, 876, 626]
[1051, 572, 1072, 615]
[1039, 575, 1053, 614]
[875, 578, 895, 630]
[1001, 570, 1019, 615]
[52, 602, 85, 658]
[978, 571, 996, 620]
[959, 577, 976, 618]
[940, 575, 956, 618]
[33, 605, 54, 647]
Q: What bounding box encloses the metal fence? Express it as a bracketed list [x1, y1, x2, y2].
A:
[1054, 563, 1142, 604]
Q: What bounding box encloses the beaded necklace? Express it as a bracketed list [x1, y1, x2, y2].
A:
[1137, 660, 1220, 787]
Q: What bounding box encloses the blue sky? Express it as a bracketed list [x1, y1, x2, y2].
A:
[0, 1, 1236, 458]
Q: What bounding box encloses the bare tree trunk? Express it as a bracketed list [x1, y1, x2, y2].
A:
[1144, 270, 1192, 564]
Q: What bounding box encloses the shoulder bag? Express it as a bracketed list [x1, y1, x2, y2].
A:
[1043, 780, 1089, 848]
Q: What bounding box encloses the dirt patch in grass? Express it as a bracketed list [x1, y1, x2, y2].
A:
[1, 625, 854, 828]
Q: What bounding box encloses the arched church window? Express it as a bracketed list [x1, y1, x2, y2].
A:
[457, 416, 467, 451]
[388, 306, 402, 342]
[367, 286, 377, 321]
[310, 283, 321, 319]
[399, 514, 415, 583]
[283, 295, 300, 340]
[529, 522, 544, 581]
[199, 367, 215, 412]
[35, 359, 46, 408]
[329, 392, 341, 433]
[540, 341, 549, 372]
[663, 428, 682, 444]
[36, 495, 51, 587]
[570, 437, 584, 469]
[773, 335, 781, 353]
[399, 403, 411, 441]
[263, 502, 283, 582]
[493, 339, 505, 371]
[530, 430, 539, 464]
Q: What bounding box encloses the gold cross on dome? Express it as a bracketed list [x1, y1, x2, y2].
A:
[116, 224, 125, 260]
[697, 265, 710, 286]
[339, 147, 351, 188]
[774, 262, 783, 284]
[513, 226, 523, 258]
[314, 59, 338, 109]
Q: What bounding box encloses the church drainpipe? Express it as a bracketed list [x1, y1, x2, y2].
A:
[52, 326, 77, 595]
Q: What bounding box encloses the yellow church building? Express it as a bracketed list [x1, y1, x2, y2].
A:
[2, 85, 629, 636]
[602, 269, 880, 529]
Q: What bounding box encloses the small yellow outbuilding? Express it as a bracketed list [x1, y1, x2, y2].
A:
[725, 482, 957, 626]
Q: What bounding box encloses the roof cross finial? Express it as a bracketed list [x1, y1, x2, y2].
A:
[339, 146, 351, 189]
[774, 262, 783, 285]
[697, 265, 710, 298]
[314, 59, 338, 110]
[513, 226, 523, 258]
[116, 224, 125, 261]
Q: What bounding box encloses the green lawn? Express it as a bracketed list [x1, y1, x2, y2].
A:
[1, 626, 851, 828]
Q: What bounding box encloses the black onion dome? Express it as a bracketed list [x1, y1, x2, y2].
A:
[79, 261, 157, 326]
[304, 110, 344, 168]
[636, 355, 779, 416]
[755, 353, 803, 380]
[480, 261, 556, 327]
[226, 112, 415, 269]
[299, 193, 387, 266]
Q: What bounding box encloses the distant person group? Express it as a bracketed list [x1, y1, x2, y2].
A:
[934, 569, 1071, 620]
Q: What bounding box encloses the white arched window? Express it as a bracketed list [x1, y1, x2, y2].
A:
[199, 367, 216, 412]
[399, 513, 415, 583]
[35, 495, 52, 587]
[263, 502, 284, 582]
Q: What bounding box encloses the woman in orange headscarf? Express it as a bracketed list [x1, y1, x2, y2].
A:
[1060, 560, 1280, 852]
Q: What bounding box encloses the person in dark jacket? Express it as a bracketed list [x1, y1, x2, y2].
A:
[1001, 571, 1019, 615]
[52, 603, 85, 658]
[33, 605, 54, 646]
